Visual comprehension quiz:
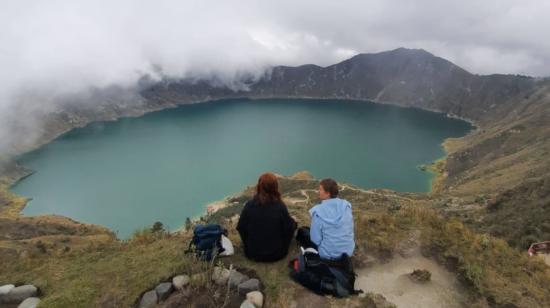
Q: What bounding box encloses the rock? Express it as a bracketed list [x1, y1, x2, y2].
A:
[246, 291, 264, 308]
[17, 297, 40, 308]
[155, 282, 173, 301]
[240, 299, 256, 308]
[409, 269, 431, 283]
[172, 275, 190, 290]
[1, 285, 38, 304]
[212, 267, 231, 285]
[139, 290, 157, 308]
[0, 284, 15, 295]
[238, 279, 260, 296]
[362, 293, 395, 308]
[228, 270, 249, 288]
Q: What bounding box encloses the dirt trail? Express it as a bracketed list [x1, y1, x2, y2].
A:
[340, 184, 416, 203]
[355, 247, 468, 308]
[284, 189, 314, 206]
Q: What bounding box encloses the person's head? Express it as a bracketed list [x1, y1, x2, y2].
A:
[256, 172, 281, 205]
[319, 178, 339, 200]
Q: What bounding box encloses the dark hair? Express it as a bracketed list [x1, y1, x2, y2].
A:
[320, 178, 339, 198]
[256, 172, 282, 205]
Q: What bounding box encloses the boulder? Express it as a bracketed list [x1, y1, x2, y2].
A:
[238, 279, 260, 296]
[228, 270, 249, 288]
[212, 267, 231, 285]
[172, 275, 190, 290]
[17, 297, 40, 308]
[0, 284, 15, 295]
[139, 290, 157, 308]
[155, 282, 174, 301]
[240, 299, 256, 308]
[1, 285, 38, 304]
[246, 291, 264, 308]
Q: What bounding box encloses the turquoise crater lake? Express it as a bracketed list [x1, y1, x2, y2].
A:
[12, 99, 472, 238]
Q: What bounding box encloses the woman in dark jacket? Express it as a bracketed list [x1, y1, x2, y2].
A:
[237, 172, 297, 262]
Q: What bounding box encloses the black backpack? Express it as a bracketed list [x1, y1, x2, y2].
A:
[185, 224, 227, 261]
[289, 251, 362, 298]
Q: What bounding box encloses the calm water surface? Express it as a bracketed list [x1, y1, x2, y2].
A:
[12, 99, 472, 237]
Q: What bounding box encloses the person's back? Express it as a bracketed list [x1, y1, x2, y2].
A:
[309, 197, 354, 259]
[298, 178, 355, 260]
[290, 178, 359, 297]
[237, 173, 296, 262]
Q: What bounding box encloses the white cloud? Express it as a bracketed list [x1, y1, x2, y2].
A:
[1, 0, 549, 156]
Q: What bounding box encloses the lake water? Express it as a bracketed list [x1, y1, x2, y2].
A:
[12, 99, 472, 238]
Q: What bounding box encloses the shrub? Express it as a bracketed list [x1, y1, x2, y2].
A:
[151, 221, 165, 234]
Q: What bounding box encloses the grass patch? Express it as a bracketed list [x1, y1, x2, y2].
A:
[415, 207, 550, 307]
[1, 235, 189, 307]
[0, 186, 28, 218]
[2, 177, 549, 307]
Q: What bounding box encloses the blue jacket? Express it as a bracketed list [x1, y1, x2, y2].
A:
[309, 198, 355, 260]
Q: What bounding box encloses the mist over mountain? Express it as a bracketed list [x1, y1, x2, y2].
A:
[143, 48, 538, 123]
[2, 0, 550, 158]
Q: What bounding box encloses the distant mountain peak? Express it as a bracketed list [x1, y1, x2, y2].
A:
[349, 47, 434, 60]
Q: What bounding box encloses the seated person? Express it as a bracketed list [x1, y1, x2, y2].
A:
[296, 178, 355, 260]
[291, 178, 359, 297]
[237, 172, 297, 262]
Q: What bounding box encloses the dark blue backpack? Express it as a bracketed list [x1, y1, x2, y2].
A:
[289, 251, 362, 298]
[185, 224, 227, 261]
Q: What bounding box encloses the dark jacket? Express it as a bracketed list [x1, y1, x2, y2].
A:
[237, 196, 297, 262]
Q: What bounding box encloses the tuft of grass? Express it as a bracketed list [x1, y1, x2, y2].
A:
[129, 222, 170, 245]
[413, 207, 550, 307]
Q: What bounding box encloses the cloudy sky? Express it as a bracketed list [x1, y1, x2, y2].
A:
[1, 0, 549, 155]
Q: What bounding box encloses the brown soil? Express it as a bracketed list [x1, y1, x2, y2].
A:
[355, 247, 468, 308]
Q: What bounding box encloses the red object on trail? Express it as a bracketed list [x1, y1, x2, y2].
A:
[528, 241, 550, 256]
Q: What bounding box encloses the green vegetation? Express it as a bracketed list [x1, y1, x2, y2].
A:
[2, 176, 549, 307]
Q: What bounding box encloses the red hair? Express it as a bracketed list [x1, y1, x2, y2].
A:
[256, 172, 281, 205]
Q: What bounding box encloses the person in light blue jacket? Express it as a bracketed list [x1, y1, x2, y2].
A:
[296, 178, 355, 260]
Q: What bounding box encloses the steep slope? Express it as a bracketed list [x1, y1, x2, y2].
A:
[247, 48, 537, 123]
[438, 81, 550, 248]
[140, 48, 537, 124]
[443, 81, 550, 195]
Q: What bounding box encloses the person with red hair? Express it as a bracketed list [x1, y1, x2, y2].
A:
[237, 172, 297, 262]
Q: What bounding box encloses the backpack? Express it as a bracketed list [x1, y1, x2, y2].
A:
[185, 224, 227, 261]
[289, 248, 362, 298]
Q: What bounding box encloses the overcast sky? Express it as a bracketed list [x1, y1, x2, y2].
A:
[1, 0, 549, 155]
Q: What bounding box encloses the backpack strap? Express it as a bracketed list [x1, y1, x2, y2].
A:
[328, 267, 363, 296]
